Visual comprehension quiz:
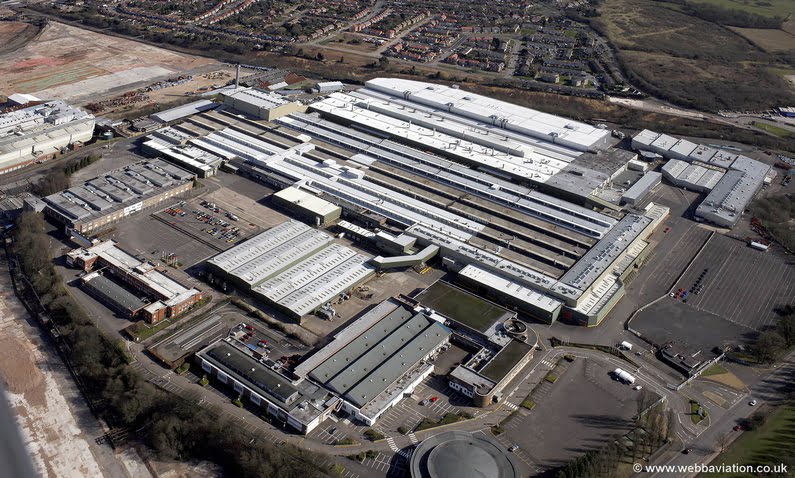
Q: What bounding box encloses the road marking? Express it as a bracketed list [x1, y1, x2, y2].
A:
[386, 436, 399, 452]
[408, 433, 418, 445]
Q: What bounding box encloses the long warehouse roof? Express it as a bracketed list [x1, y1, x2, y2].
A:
[363, 78, 611, 152]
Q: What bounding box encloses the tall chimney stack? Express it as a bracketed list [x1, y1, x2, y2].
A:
[235, 64, 241, 88]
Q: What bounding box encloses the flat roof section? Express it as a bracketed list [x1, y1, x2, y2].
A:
[364, 78, 610, 152]
[415, 281, 513, 333]
[458, 265, 563, 314]
[273, 186, 341, 218]
[201, 340, 300, 405]
[480, 340, 532, 382]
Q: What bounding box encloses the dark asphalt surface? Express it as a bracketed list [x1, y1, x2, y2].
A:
[0, 384, 39, 478]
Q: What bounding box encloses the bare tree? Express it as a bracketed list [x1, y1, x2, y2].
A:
[636, 389, 656, 423]
[666, 407, 677, 441]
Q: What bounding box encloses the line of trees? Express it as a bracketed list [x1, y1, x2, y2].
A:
[10, 212, 335, 477]
[752, 307, 795, 364]
[33, 154, 102, 196]
[557, 397, 675, 478]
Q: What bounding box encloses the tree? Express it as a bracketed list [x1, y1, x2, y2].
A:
[776, 313, 795, 348]
[491, 37, 502, 51]
[666, 407, 677, 440]
[753, 330, 786, 364]
[636, 389, 655, 422]
[315, 52, 324, 62]
[378, 56, 390, 69]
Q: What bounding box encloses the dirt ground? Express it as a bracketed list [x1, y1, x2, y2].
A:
[0, 21, 41, 57]
[0, 276, 105, 477]
[0, 21, 219, 102]
[0, 338, 46, 408]
[702, 372, 747, 392]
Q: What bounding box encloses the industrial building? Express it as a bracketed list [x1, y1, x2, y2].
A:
[621, 171, 661, 206]
[150, 100, 218, 124]
[117, 79, 667, 328]
[271, 187, 342, 226]
[632, 130, 771, 228]
[296, 299, 452, 425]
[43, 159, 195, 234]
[80, 272, 148, 319]
[196, 336, 338, 434]
[661, 159, 725, 192]
[305, 78, 626, 203]
[409, 281, 536, 407]
[315, 81, 345, 94]
[221, 87, 303, 120]
[0, 100, 95, 175]
[409, 430, 520, 478]
[142, 127, 225, 177]
[695, 155, 770, 227]
[192, 105, 667, 326]
[206, 220, 375, 318]
[67, 240, 203, 323]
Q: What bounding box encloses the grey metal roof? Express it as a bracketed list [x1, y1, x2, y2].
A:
[344, 321, 449, 407]
[560, 213, 652, 290]
[201, 341, 300, 405]
[208, 220, 311, 273]
[43, 159, 194, 227]
[310, 306, 415, 383]
[326, 312, 430, 394]
[83, 274, 147, 313]
[622, 171, 661, 203]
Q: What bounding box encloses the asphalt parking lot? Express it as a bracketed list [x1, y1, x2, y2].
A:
[502, 358, 642, 470]
[109, 182, 293, 269]
[368, 374, 473, 435]
[671, 233, 795, 331]
[110, 213, 219, 269]
[631, 299, 753, 359]
[150, 308, 307, 366]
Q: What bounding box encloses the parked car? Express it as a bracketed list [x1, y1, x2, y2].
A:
[508, 444, 519, 452]
[749, 399, 757, 406]
[419, 399, 430, 406]
[430, 396, 439, 403]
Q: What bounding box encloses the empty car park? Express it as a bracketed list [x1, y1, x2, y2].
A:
[672, 233, 794, 331]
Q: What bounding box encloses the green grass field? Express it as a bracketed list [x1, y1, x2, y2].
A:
[701, 363, 729, 376]
[415, 282, 508, 332]
[701, 405, 795, 477]
[690, 0, 794, 18]
[753, 121, 795, 138]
